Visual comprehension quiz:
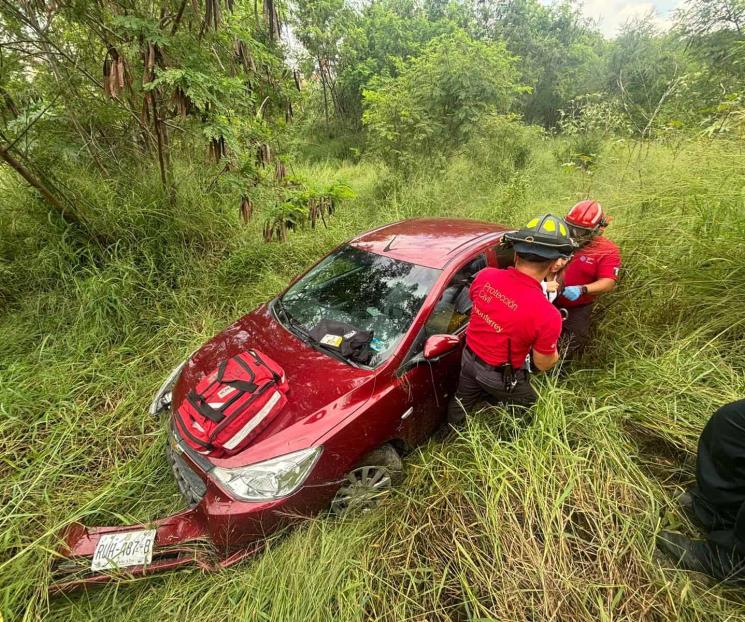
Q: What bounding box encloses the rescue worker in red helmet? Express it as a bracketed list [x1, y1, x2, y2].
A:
[555, 200, 621, 358]
[447, 214, 576, 424]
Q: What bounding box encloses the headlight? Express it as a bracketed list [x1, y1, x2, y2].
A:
[210, 447, 322, 501]
[148, 360, 187, 417]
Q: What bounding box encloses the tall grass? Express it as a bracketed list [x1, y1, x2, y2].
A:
[1, 135, 745, 621]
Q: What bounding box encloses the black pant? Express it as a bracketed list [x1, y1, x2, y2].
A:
[447, 347, 537, 424]
[558, 303, 593, 359]
[688, 400, 745, 581]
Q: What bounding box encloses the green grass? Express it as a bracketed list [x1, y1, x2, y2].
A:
[2, 135, 745, 621]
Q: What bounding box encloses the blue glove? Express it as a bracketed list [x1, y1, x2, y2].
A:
[562, 285, 583, 301]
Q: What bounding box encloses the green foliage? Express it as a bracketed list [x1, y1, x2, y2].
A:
[0, 0, 300, 234]
[3, 137, 745, 621]
[262, 179, 356, 241]
[459, 114, 541, 182]
[292, 0, 463, 129]
[362, 31, 525, 169]
[335, 0, 462, 124]
[473, 0, 608, 128]
[3, 1, 745, 619]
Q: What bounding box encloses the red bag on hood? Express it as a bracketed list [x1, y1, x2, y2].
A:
[174, 349, 289, 457]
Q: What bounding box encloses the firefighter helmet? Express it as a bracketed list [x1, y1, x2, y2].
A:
[503, 213, 577, 259]
[566, 200, 608, 233]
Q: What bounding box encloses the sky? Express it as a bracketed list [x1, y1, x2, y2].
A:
[557, 0, 683, 37]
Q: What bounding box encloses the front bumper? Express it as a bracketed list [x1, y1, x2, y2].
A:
[51, 422, 337, 592]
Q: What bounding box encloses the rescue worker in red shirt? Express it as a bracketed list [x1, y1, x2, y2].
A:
[447, 214, 576, 424]
[555, 200, 622, 358]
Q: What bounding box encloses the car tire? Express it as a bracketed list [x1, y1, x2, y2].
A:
[330, 443, 403, 515]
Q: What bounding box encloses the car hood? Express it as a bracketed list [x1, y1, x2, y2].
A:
[172, 302, 374, 462]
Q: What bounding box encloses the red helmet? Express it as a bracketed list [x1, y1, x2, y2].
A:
[565, 200, 608, 231]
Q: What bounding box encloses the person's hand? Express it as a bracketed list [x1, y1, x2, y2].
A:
[545, 279, 561, 293]
[562, 285, 583, 301]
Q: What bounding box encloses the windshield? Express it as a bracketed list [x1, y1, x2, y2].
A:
[280, 245, 441, 366]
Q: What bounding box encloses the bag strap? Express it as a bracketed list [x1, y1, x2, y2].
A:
[218, 356, 259, 393]
[248, 350, 281, 384]
[188, 389, 225, 423]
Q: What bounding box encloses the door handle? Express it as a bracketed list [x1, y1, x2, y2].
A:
[401, 407, 414, 420]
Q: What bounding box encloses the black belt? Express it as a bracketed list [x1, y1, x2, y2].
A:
[465, 344, 511, 372]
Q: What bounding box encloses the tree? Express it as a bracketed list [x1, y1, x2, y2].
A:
[291, 0, 353, 124]
[362, 31, 525, 168]
[607, 17, 690, 136]
[465, 0, 606, 128]
[0, 0, 296, 224]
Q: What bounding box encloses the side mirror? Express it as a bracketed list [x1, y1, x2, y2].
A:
[423, 334, 460, 360]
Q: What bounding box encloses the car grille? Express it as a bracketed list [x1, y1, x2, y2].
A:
[167, 431, 208, 506]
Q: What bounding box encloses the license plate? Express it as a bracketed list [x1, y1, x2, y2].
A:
[91, 529, 156, 572]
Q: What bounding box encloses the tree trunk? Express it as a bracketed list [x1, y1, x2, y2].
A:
[149, 91, 173, 201]
[0, 143, 81, 227]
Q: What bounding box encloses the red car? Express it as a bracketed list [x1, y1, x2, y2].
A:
[53, 218, 512, 591]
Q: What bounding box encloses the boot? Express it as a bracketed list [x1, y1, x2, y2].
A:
[678, 491, 706, 530]
[656, 531, 712, 575]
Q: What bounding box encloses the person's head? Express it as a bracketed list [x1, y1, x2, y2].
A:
[503, 214, 576, 280]
[514, 250, 567, 279]
[565, 200, 609, 247]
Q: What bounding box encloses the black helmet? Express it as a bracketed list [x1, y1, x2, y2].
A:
[503, 214, 577, 259]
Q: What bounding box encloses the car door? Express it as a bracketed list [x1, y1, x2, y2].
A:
[390, 252, 488, 448]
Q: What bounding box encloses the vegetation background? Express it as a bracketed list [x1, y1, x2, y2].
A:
[1, 0, 744, 619]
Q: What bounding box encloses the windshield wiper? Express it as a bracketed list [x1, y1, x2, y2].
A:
[273, 298, 362, 367]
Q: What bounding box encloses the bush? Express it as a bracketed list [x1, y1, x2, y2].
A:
[362, 31, 526, 171]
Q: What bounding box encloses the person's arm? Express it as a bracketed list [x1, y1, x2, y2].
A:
[531, 311, 562, 372]
[533, 349, 559, 371]
[583, 277, 616, 295]
[589, 248, 621, 295]
[562, 249, 621, 300]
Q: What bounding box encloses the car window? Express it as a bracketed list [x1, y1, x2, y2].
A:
[423, 253, 487, 337]
[281, 245, 442, 367]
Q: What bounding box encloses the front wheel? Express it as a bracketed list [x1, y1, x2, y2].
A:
[330, 444, 403, 515]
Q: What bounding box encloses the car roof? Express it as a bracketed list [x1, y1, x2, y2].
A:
[349, 218, 508, 269]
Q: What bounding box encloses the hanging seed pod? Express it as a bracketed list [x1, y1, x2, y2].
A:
[234, 40, 257, 75]
[257, 143, 271, 167]
[171, 87, 185, 117]
[116, 57, 125, 89]
[103, 57, 112, 97]
[204, 0, 213, 31]
[263, 0, 280, 41]
[108, 63, 118, 97]
[208, 137, 218, 162]
[239, 195, 254, 223]
[213, 0, 221, 29]
[293, 69, 301, 91]
[308, 200, 317, 228]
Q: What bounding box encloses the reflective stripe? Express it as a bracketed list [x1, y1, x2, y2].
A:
[222, 390, 281, 450]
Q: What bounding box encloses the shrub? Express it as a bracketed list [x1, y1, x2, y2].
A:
[362, 31, 526, 170]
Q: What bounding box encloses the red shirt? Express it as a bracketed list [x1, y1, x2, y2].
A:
[557, 236, 621, 308]
[466, 267, 562, 368]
